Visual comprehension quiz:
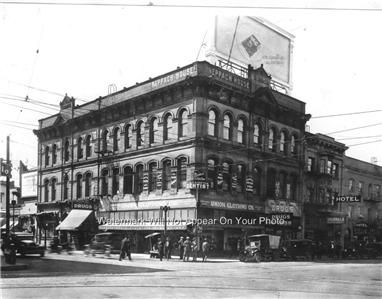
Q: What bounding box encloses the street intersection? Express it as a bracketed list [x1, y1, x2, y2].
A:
[1, 252, 381, 299]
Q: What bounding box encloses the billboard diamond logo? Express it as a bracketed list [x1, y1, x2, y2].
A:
[241, 34, 261, 57]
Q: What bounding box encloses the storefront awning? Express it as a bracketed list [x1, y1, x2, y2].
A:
[1, 220, 18, 229]
[99, 222, 187, 231]
[56, 209, 92, 231]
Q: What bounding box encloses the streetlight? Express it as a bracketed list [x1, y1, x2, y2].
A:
[160, 205, 171, 238]
[11, 199, 16, 232]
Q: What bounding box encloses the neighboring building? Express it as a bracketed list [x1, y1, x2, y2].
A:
[0, 179, 20, 230]
[303, 133, 348, 248]
[33, 61, 310, 252]
[342, 156, 382, 244]
[18, 162, 38, 238]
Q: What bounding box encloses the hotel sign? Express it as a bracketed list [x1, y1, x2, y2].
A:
[334, 195, 361, 203]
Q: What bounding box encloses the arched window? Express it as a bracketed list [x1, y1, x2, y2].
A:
[237, 164, 246, 192]
[268, 128, 276, 151]
[349, 179, 355, 193]
[179, 109, 188, 137]
[63, 174, 69, 200]
[148, 162, 157, 193]
[254, 167, 261, 195]
[137, 121, 145, 147]
[45, 146, 50, 166]
[77, 137, 83, 159]
[162, 160, 172, 191]
[267, 168, 276, 197]
[177, 157, 187, 189]
[279, 172, 287, 198]
[113, 127, 120, 152]
[76, 174, 83, 199]
[237, 119, 245, 144]
[64, 140, 70, 162]
[150, 118, 159, 144]
[123, 166, 133, 195]
[164, 114, 173, 141]
[208, 110, 217, 136]
[254, 124, 262, 145]
[44, 179, 49, 202]
[290, 135, 296, 154]
[124, 124, 131, 149]
[208, 158, 217, 190]
[280, 132, 286, 153]
[368, 184, 373, 199]
[102, 130, 109, 152]
[222, 161, 232, 191]
[101, 169, 108, 196]
[136, 164, 144, 194]
[112, 168, 119, 196]
[85, 135, 92, 158]
[52, 144, 57, 165]
[51, 178, 56, 201]
[223, 114, 232, 140]
[85, 172, 92, 197]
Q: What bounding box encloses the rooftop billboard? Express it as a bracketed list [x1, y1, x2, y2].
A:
[208, 16, 294, 88]
[21, 171, 37, 198]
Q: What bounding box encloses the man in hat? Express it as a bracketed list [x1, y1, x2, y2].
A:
[157, 238, 164, 261]
[183, 236, 191, 262]
[202, 238, 209, 262]
[178, 236, 185, 260]
[119, 234, 132, 261]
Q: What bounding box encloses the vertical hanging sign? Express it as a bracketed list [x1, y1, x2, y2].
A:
[246, 175, 254, 193]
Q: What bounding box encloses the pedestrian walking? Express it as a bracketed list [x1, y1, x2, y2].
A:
[191, 238, 198, 262]
[202, 238, 209, 262]
[164, 237, 172, 260]
[178, 236, 185, 260]
[183, 236, 191, 262]
[119, 235, 132, 261]
[157, 238, 164, 261]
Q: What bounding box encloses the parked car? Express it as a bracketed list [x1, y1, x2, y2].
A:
[85, 232, 123, 256]
[285, 239, 314, 260]
[11, 232, 45, 257]
[364, 242, 382, 259]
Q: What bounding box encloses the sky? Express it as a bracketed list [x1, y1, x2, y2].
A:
[1, 0, 382, 186]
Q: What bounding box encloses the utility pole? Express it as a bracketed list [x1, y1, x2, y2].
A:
[5, 135, 11, 238]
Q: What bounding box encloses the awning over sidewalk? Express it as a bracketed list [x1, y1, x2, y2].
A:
[56, 209, 92, 231]
[1, 220, 18, 229]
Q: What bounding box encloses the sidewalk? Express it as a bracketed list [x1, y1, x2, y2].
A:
[0, 256, 29, 271]
[54, 249, 238, 263]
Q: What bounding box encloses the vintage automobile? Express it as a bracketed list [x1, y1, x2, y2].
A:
[85, 232, 123, 256]
[361, 242, 382, 259]
[11, 232, 45, 257]
[239, 234, 282, 262]
[284, 239, 314, 260]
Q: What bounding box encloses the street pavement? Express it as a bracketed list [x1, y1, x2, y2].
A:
[1, 251, 382, 299]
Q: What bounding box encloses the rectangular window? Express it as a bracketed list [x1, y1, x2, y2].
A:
[327, 160, 332, 174]
[332, 163, 338, 178]
[319, 159, 326, 174]
[307, 158, 313, 172]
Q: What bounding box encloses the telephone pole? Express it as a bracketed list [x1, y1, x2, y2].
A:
[5, 135, 11, 238]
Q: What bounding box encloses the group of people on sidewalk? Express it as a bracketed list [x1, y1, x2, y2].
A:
[177, 236, 210, 262]
[118, 234, 210, 262]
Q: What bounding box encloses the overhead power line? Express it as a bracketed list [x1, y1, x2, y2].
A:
[0, 2, 382, 11]
[347, 139, 382, 147]
[311, 109, 382, 119]
[325, 122, 382, 135]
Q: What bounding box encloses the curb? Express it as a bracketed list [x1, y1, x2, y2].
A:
[1, 263, 29, 271]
